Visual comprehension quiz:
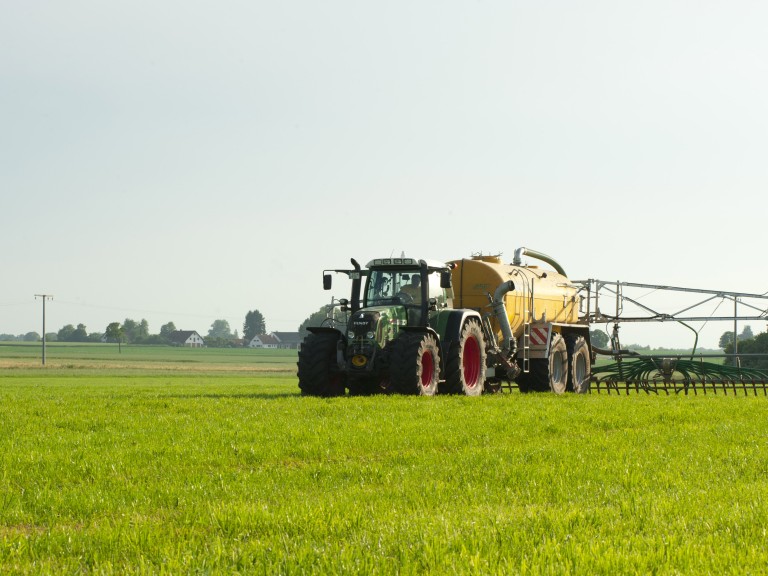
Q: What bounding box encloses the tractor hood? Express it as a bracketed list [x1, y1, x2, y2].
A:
[347, 305, 408, 349]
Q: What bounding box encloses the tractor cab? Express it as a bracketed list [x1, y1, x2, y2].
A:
[364, 258, 453, 325]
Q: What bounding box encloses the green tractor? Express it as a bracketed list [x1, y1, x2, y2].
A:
[297, 257, 489, 396]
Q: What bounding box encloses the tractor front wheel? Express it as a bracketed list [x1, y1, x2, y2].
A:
[297, 332, 346, 397]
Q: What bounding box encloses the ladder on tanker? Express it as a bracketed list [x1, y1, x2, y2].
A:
[521, 277, 533, 373]
[522, 322, 531, 373]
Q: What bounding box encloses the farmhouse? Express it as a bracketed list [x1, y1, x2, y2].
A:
[271, 331, 302, 349]
[169, 330, 205, 347]
[248, 333, 280, 349]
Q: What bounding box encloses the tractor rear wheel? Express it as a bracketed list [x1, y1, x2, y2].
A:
[566, 334, 591, 393]
[297, 332, 346, 397]
[391, 332, 440, 395]
[442, 320, 487, 395]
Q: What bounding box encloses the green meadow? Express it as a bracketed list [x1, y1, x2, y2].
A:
[1, 344, 767, 574]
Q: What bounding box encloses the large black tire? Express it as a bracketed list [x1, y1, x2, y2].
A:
[390, 332, 440, 396]
[297, 332, 346, 397]
[442, 320, 487, 396]
[515, 333, 568, 393]
[566, 334, 591, 394]
[548, 334, 568, 393]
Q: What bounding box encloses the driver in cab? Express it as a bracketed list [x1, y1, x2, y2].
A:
[399, 275, 422, 304]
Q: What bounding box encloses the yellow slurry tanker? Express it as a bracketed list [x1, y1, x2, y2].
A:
[449, 248, 589, 393]
[298, 247, 592, 396]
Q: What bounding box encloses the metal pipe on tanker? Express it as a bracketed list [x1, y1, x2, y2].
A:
[512, 247, 568, 277]
[492, 280, 517, 358]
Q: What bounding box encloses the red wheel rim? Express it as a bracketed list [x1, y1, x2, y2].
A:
[420, 350, 435, 386]
[463, 336, 481, 388]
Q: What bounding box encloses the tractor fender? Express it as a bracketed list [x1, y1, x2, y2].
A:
[431, 309, 483, 358]
[399, 325, 440, 341]
[307, 326, 345, 340]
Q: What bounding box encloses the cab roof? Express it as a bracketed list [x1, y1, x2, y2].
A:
[366, 257, 449, 271]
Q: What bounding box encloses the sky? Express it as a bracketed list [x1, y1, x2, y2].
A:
[2, 0, 768, 349]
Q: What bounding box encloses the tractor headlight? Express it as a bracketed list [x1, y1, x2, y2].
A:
[347, 331, 355, 340]
[366, 331, 375, 340]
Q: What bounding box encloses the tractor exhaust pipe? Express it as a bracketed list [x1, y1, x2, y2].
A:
[350, 258, 362, 312]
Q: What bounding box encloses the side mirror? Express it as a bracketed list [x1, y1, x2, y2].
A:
[323, 274, 332, 290]
[440, 271, 452, 289]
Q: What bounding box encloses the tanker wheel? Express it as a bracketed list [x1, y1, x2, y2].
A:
[390, 332, 440, 396]
[514, 334, 568, 393]
[548, 334, 568, 394]
[442, 320, 487, 396]
[296, 332, 346, 397]
[566, 334, 591, 394]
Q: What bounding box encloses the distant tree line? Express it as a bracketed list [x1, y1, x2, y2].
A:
[58, 319, 179, 345]
[11, 308, 274, 349]
[718, 325, 754, 349]
[0, 332, 43, 342]
[720, 325, 768, 369]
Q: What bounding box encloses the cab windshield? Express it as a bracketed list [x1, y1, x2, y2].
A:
[365, 269, 451, 307]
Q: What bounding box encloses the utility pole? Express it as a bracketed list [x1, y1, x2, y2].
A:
[35, 294, 53, 365]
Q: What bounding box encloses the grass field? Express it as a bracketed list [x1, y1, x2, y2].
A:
[1, 344, 767, 574]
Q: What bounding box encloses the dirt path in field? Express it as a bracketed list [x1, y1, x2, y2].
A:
[0, 359, 295, 373]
